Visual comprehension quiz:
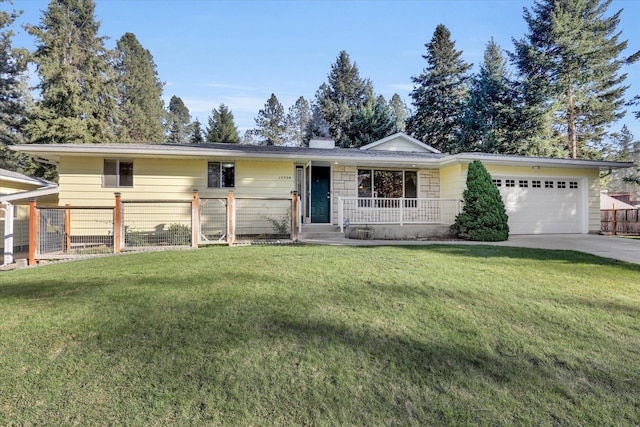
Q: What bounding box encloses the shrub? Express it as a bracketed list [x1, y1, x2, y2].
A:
[451, 160, 509, 241]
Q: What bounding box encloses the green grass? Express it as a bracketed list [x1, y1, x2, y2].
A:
[1, 245, 639, 426]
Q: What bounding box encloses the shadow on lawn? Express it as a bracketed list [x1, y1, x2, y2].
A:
[389, 244, 640, 272]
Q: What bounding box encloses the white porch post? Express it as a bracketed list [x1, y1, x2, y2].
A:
[2, 203, 14, 265]
[339, 197, 344, 233]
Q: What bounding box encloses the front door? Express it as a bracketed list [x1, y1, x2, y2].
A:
[311, 166, 330, 223]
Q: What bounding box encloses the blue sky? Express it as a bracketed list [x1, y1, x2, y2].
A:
[12, 0, 640, 139]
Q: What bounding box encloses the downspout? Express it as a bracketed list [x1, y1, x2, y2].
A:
[1, 202, 14, 265]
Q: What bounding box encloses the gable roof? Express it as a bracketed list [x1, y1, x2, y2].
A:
[0, 168, 52, 187]
[359, 132, 441, 153]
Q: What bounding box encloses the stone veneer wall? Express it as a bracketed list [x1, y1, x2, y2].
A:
[332, 165, 357, 224]
[419, 169, 440, 199]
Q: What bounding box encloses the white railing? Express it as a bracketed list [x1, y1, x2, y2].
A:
[339, 197, 460, 232]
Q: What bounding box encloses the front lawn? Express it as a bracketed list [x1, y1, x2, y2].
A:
[1, 245, 639, 425]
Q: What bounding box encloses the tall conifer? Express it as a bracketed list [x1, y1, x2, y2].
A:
[206, 103, 240, 143]
[408, 24, 472, 153]
[25, 0, 118, 146]
[115, 32, 164, 143]
[512, 0, 638, 158]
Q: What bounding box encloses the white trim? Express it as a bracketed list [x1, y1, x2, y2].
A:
[359, 132, 442, 153]
[0, 185, 59, 203]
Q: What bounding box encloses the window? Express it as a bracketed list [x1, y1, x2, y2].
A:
[208, 162, 235, 188]
[532, 180, 541, 188]
[358, 169, 417, 199]
[570, 181, 578, 189]
[557, 181, 566, 189]
[492, 179, 502, 187]
[505, 179, 515, 187]
[103, 159, 133, 187]
[545, 181, 554, 188]
[519, 180, 529, 188]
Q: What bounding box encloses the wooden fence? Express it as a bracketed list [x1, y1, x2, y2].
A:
[600, 208, 639, 235]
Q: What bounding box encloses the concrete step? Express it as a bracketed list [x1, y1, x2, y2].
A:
[299, 224, 343, 240]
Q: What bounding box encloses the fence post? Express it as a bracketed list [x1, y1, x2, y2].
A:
[114, 193, 122, 253]
[28, 199, 37, 266]
[612, 204, 616, 236]
[227, 191, 235, 246]
[65, 204, 71, 253]
[192, 189, 200, 248]
[339, 197, 344, 233]
[292, 191, 299, 241]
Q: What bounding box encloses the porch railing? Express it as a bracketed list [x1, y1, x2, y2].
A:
[339, 197, 460, 232]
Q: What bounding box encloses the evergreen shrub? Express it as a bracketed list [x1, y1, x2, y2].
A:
[451, 160, 509, 241]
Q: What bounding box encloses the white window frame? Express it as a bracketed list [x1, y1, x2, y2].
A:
[103, 159, 134, 188]
[207, 161, 235, 189]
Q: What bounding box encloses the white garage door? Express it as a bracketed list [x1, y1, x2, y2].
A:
[494, 177, 585, 234]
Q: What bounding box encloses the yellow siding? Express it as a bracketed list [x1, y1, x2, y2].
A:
[439, 164, 464, 200]
[0, 180, 40, 194]
[58, 157, 295, 206]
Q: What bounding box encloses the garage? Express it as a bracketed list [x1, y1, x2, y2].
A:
[493, 176, 586, 234]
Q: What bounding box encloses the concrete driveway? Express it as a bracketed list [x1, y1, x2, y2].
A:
[489, 234, 640, 264]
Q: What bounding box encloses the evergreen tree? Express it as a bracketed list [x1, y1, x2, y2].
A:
[114, 32, 164, 143]
[165, 95, 190, 143]
[190, 118, 204, 144]
[604, 125, 640, 189]
[512, 0, 639, 159]
[408, 24, 472, 153]
[253, 93, 286, 145]
[316, 50, 373, 147]
[0, 2, 29, 170]
[451, 160, 509, 241]
[388, 93, 408, 133]
[205, 103, 240, 143]
[348, 94, 397, 148]
[285, 96, 310, 147]
[303, 103, 330, 146]
[459, 38, 533, 155]
[25, 0, 119, 147]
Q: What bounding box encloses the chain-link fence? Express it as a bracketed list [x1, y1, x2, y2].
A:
[122, 200, 193, 249]
[36, 207, 115, 259]
[234, 197, 293, 243]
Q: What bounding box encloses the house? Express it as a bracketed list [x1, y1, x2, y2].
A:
[1, 169, 58, 265]
[11, 133, 633, 242]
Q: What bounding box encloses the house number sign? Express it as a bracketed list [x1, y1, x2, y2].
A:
[278, 176, 292, 180]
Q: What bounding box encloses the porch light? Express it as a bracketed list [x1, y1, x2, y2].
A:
[532, 166, 540, 171]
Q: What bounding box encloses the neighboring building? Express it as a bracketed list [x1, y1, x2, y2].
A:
[1, 169, 58, 265]
[11, 133, 633, 239]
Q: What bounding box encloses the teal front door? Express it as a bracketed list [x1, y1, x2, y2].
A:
[311, 166, 330, 223]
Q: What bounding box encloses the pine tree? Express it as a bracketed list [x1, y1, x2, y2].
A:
[25, 0, 119, 146]
[303, 103, 330, 146]
[253, 93, 286, 145]
[165, 95, 190, 143]
[190, 118, 204, 144]
[451, 160, 509, 241]
[205, 103, 240, 143]
[316, 50, 373, 147]
[285, 96, 310, 147]
[604, 126, 640, 189]
[348, 94, 397, 148]
[408, 24, 472, 153]
[512, 0, 639, 159]
[0, 3, 29, 171]
[459, 38, 532, 154]
[388, 94, 408, 133]
[114, 32, 164, 143]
